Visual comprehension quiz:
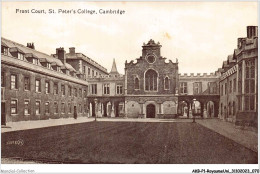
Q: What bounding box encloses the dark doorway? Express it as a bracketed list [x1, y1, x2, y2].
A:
[92, 102, 95, 117]
[115, 103, 119, 117]
[1, 102, 6, 125]
[146, 104, 155, 118]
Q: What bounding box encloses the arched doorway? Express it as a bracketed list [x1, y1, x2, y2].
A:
[146, 104, 155, 118]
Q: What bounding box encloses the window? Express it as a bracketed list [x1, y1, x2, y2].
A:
[47, 63, 51, 69]
[18, 53, 24, 60]
[228, 102, 232, 115]
[224, 83, 227, 95]
[11, 100, 18, 114]
[79, 104, 82, 113]
[84, 104, 87, 113]
[68, 86, 72, 96]
[92, 70, 94, 77]
[45, 102, 50, 114]
[1, 72, 5, 87]
[233, 78, 236, 92]
[245, 60, 255, 111]
[74, 88, 78, 97]
[103, 84, 110, 95]
[193, 82, 202, 94]
[54, 102, 58, 113]
[164, 77, 170, 90]
[233, 101, 236, 116]
[88, 68, 90, 76]
[145, 69, 158, 91]
[24, 100, 30, 115]
[134, 77, 139, 90]
[208, 82, 217, 94]
[61, 103, 65, 113]
[45, 81, 50, 94]
[33, 58, 39, 65]
[24, 76, 30, 91]
[35, 79, 41, 92]
[84, 90, 87, 98]
[221, 84, 223, 96]
[90, 84, 97, 94]
[68, 103, 72, 113]
[116, 84, 123, 94]
[1, 46, 8, 55]
[10, 74, 18, 89]
[61, 85, 65, 95]
[57, 66, 61, 72]
[79, 88, 82, 97]
[35, 101, 40, 115]
[83, 66, 86, 74]
[229, 80, 232, 93]
[180, 82, 187, 94]
[54, 83, 58, 95]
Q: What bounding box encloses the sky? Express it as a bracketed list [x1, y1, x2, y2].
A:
[1, 1, 258, 74]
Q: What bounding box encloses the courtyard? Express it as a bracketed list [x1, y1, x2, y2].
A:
[1, 121, 257, 164]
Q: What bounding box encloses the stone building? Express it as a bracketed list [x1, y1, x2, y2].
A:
[125, 39, 179, 118]
[87, 59, 125, 118]
[178, 72, 221, 118]
[219, 26, 258, 126]
[1, 37, 105, 125]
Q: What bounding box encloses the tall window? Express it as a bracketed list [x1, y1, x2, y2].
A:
[164, 77, 170, 90]
[180, 82, 187, 94]
[103, 84, 110, 94]
[10, 74, 18, 89]
[61, 85, 65, 95]
[74, 88, 78, 97]
[35, 101, 40, 115]
[24, 76, 30, 91]
[54, 83, 58, 95]
[90, 84, 97, 94]
[35, 79, 41, 92]
[68, 103, 72, 113]
[54, 102, 58, 113]
[1, 46, 8, 55]
[18, 53, 24, 60]
[193, 82, 202, 94]
[68, 86, 72, 96]
[224, 83, 227, 95]
[11, 100, 18, 114]
[84, 90, 87, 98]
[33, 58, 39, 65]
[24, 100, 30, 115]
[233, 78, 236, 92]
[83, 66, 86, 74]
[245, 60, 255, 111]
[221, 84, 223, 96]
[208, 82, 217, 94]
[116, 84, 123, 94]
[45, 102, 50, 114]
[92, 70, 94, 77]
[61, 103, 65, 113]
[88, 68, 91, 76]
[233, 101, 236, 116]
[145, 69, 158, 91]
[229, 80, 232, 93]
[134, 77, 139, 90]
[79, 104, 82, 113]
[45, 81, 50, 94]
[1, 72, 5, 87]
[79, 88, 82, 97]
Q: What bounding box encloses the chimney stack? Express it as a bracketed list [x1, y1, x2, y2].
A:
[247, 26, 258, 38]
[57, 47, 66, 64]
[69, 47, 75, 54]
[27, 42, 35, 49]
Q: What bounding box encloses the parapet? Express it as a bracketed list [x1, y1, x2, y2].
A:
[179, 72, 220, 78]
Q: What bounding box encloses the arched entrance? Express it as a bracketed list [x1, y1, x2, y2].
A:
[146, 104, 155, 118]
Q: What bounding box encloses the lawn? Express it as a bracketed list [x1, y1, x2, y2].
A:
[1, 121, 258, 164]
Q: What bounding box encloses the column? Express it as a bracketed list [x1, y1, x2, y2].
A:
[97, 102, 102, 117]
[89, 103, 92, 117]
[203, 102, 208, 118]
[111, 101, 115, 117]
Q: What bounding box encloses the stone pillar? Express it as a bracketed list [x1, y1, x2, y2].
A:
[203, 102, 208, 118]
[189, 103, 193, 118]
[111, 101, 115, 117]
[97, 102, 102, 118]
[89, 103, 92, 117]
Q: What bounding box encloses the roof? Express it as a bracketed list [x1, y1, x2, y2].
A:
[2, 37, 64, 67]
[110, 58, 119, 74]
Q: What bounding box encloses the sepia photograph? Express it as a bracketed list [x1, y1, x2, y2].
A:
[1, 1, 259, 173]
